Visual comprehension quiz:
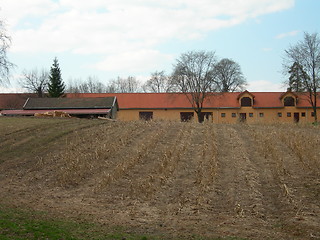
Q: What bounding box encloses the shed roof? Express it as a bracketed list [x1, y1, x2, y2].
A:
[0, 93, 36, 110]
[24, 97, 117, 110]
[1, 108, 110, 116]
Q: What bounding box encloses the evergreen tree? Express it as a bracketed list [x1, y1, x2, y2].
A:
[288, 62, 308, 92]
[48, 57, 65, 97]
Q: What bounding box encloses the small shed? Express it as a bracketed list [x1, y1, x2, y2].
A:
[1, 97, 118, 119]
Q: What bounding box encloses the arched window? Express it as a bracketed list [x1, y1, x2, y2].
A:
[241, 97, 252, 107]
[284, 96, 295, 106]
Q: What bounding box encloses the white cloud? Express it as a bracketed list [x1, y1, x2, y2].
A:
[0, 86, 24, 93]
[275, 30, 299, 39]
[0, 0, 59, 27]
[95, 49, 173, 73]
[247, 80, 286, 92]
[1, 0, 295, 73]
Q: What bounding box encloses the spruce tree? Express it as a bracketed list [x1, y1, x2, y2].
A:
[288, 62, 308, 92]
[48, 57, 65, 97]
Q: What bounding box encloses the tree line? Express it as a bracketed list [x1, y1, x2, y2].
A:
[18, 53, 248, 96]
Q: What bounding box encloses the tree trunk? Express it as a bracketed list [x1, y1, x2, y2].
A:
[196, 109, 203, 123]
[312, 91, 318, 124]
[315, 109, 318, 123]
[37, 87, 43, 98]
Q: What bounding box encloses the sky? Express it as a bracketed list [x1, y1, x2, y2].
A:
[0, 0, 320, 93]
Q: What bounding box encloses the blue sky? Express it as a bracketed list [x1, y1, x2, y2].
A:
[1, 0, 320, 92]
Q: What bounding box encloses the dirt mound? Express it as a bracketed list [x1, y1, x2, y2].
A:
[0, 118, 319, 239]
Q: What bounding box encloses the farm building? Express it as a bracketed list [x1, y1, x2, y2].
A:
[65, 91, 320, 123]
[0, 91, 319, 123]
[0, 97, 118, 119]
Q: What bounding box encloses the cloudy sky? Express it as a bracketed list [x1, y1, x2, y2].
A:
[1, 0, 320, 92]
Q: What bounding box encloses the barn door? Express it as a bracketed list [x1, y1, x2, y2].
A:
[239, 113, 246, 122]
[294, 112, 299, 123]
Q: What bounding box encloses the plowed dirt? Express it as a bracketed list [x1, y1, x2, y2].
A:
[0, 117, 319, 239]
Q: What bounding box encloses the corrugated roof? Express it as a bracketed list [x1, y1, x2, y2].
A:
[66, 92, 320, 109]
[24, 97, 116, 110]
[1, 109, 110, 115]
[0, 93, 36, 109]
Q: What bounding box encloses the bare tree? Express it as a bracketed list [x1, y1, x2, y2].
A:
[0, 19, 14, 84]
[67, 78, 82, 93]
[67, 76, 107, 93]
[108, 76, 141, 93]
[213, 58, 247, 92]
[171, 51, 217, 123]
[80, 76, 106, 93]
[283, 32, 320, 123]
[19, 68, 49, 97]
[143, 71, 172, 93]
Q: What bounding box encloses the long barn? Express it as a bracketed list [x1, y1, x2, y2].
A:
[0, 91, 319, 123]
[65, 91, 320, 123]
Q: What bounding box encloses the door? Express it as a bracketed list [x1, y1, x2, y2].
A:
[239, 113, 247, 122]
[294, 112, 299, 123]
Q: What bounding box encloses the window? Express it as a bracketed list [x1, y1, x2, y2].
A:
[278, 112, 282, 117]
[232, 113, 236, 118]
[287, 112, 291, 117]
[284, 96, 295, 106]
[259, 113, 264, 117]
[180, 112, 194, 122]
[241, 97, 252, 107]
[221, 113, 226, 118]
[311, 112, 315, 117]
[139, 112, 153, 121]
[249, 113, 253, 117]
[302, 112, 306, 117]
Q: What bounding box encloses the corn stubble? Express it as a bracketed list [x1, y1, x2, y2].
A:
[32, 120, 320, 239]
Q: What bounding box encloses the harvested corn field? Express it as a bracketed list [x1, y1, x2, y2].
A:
[0, 117, 320, 239]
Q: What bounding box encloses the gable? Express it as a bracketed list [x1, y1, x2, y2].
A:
[279, 91, 298, 106]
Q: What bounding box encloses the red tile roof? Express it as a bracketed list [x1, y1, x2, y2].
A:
[66, 92, 319, 109]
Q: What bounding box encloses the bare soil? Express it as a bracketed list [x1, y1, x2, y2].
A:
[0, 117, 320, 239]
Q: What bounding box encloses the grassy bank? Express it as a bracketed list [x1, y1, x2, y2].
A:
[0, 204, 156, 240]
[0, 205, 249, 240]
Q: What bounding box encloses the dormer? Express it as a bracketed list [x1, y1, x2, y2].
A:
[238, 90, 255, 107]
[280, 91, 298, 107]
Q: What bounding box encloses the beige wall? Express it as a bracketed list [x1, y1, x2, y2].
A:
[117, 107, 318, 123]
[214, 107, 316, 124]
